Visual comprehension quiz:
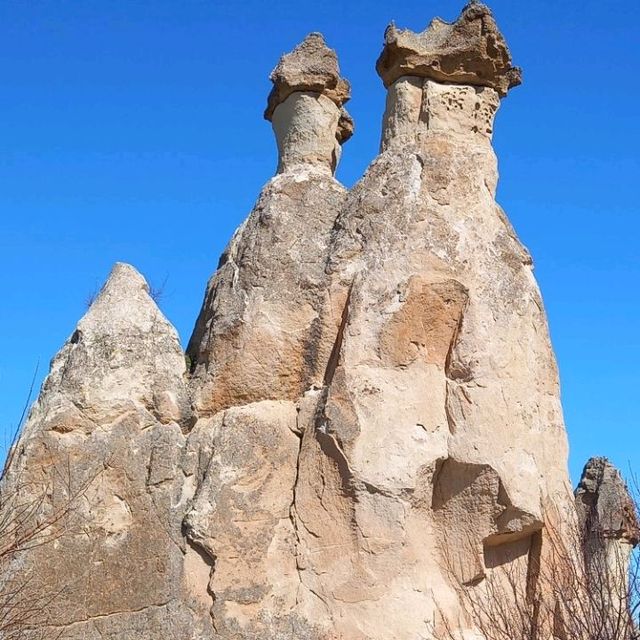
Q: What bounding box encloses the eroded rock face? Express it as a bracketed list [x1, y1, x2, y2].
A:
[278, 21, 570, 633]
[575, 458, 640, 638]
[1, 6, 580, 640]
[576, 457, 640, 545]
[179, 34, 355, 638]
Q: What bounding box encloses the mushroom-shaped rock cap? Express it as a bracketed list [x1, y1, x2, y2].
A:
[376, 2, 522, 97]
[265, 32, 353, 141]
[575, 457, 640, 546]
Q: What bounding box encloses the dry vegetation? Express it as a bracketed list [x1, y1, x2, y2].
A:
[436, 483, 640, 640]
[0, 373, 95, 639]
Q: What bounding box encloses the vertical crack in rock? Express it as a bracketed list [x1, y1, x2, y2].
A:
[289, 406, 307, 607]
[443, 288, 470, 381]
[525, 529, 543, 632]
[315, 425, 356, 500]
[180, 421, 223, 635]
[183, 534, 218, 632]
[323, 286, 352, 387]
[444, 285, 470, 435]
[313, 286, 358, 500]
[443, 386, 456, 435]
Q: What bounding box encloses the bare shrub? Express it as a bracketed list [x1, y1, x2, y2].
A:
[0, 371, 97, 638]
[435, 494, 640, 640]
[149, 274, 169, 304]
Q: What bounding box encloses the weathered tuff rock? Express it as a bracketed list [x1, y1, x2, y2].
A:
[181, 36, 353, 637]
[1, 5, 586, 640]
[265, 32, 354, 163]
[376, 2, 522, 96]
[187, 34, 352, 417]
[277, 8, 570, 635]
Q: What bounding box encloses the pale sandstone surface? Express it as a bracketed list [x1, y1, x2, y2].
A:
[272, 92, 346, 174]
[286, 74, 573, 636]
[0, 5, 610, 640]
[185, 170, 349, 418]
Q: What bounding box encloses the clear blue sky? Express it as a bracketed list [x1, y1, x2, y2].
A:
[1, 0, 638, 485]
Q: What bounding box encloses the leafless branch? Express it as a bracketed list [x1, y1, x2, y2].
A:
[434, 488, 640, 640]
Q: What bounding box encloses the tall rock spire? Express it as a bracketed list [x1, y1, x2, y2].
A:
[575, 457, 639, 633]
[576, 457, 640, 546]
[182, 36, 354, 636]
[286, 4, 573, 636]
[187, 33, 352, 417]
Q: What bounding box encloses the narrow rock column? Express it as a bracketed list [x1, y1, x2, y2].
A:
[575, 457, 640, 634]
[377, 1, 521, 181]
[265, 33, 353, 174]
[187, 33, 353, 417]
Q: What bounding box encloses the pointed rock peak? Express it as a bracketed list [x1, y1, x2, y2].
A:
[265, 32, 352, 134]
[87, 262, 154, 317]
[575, 457, 640, 545]
[98, 262, 149, 299]
[376, 2, 522, 97]
[16, 261, 189, 434]
[83, 262, 173, 334]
